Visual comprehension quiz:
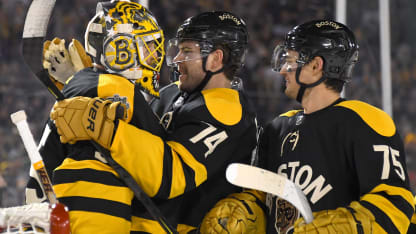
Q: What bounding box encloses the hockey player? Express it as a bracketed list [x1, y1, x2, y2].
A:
[49, 11, 266, 233]
[26, 1, 166, 233]
[258, 19, 414, 233]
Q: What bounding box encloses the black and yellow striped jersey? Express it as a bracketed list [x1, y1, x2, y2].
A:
[110, 84, 258, 231]
[27, 67, 165, 233]
[34, 67, 164, 175]
[258, 98, 414, 234]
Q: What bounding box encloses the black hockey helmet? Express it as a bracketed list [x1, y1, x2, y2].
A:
[272, 20, 359, 82]
[166, 11, 248, 69]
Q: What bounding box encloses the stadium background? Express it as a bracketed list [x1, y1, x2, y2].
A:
[1, 0, 416, 207]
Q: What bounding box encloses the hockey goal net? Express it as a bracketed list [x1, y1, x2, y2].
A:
[0, 203, 70, 234]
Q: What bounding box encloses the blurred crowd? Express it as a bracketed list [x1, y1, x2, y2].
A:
[1, 0, 416, 207]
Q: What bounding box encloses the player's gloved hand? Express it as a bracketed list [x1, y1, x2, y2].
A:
[67, 38, 93, 71]
[50, 96, 127, 148]
[199, 191, 266, 234]
[43, 38, 92, 88]
[294, 201, 374, 234]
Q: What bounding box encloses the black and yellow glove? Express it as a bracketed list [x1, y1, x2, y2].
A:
[199, 191, 266, 234]
[50, 96, 127, 148]
[294, 201, 375, 234]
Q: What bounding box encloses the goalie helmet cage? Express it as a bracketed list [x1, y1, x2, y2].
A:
[0, 203, 70, 234]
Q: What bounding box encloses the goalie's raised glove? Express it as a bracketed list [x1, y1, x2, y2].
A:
[294, 201, 375, 234]
[199, 191, 266, 234]
[50, 96, 127, 148]
[43, 38, 92, 88]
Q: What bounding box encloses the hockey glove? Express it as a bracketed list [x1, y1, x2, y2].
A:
[43, 38, 92, 87]
[294, 201, 375, 234]
[68, 38, 93, 71]
[199, 191, 266, 234]
[50, 96, 127, 148]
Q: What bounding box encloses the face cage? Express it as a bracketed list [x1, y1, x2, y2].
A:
[136, 30, 165, 72]
[102, 30, 164, 73]
[165, 38, 210, 67]
[271, 44, 306, 73]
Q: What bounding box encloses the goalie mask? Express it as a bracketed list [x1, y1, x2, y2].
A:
[85, 0, 165, 97]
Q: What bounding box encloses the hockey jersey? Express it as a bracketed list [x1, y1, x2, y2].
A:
[258, 98, 414, 233]
[110, 83, 258, 232]
[26, 67, 165, 233]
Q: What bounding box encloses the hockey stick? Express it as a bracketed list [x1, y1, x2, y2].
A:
[10, 110, 71, 234]
[21, 1, 177, 233]
[226, 163, 314, 223]
[22, 0, 64, 100]
[11, 110, 57, 205]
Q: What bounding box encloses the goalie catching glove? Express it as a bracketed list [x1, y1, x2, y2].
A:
[199, 191, 266, 233]
[294, 201, 375, 234]
[50, 96, 127, 148]
[43, 38, 92, 89]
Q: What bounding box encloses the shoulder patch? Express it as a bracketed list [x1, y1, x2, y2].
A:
[336, 100, 396, 137]
[279, 110, 302, 117]
[98, 74, 135, 122]
[201, 88, 242, 126]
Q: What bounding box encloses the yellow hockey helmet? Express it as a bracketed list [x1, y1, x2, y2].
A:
[85, 0, 164, 97]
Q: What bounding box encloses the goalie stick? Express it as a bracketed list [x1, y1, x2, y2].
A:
[22, 0, 64, 100]
[226, 163, 314, 224]
[21, 1, 177, 233]
[10, 110, 71, 234]
[11, 110, 57, 205]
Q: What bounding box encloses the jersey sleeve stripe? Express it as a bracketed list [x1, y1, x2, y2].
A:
[373, 222, 388, 234]
[110, 119, 208, 200]
[111, 121, 165, 197]
[167, 140, 208, 187]
[360, 200, 399, 233]
[130, 216, 168, 233]
[54, 181, 133, 205]
[412, 211, 416, 224]
[361, 194, 410, 233]
[57, 158, 119, 177]
[374, 191, 415, 219]
[53, 168, 126, 187]
[178, 156, 197, 193]
[59, 196, 132, 221]
[68, 210, 131, 233]
[168, 145, 186, 198]
[153, 144, 174, 199]
[367, 183, 414, 207]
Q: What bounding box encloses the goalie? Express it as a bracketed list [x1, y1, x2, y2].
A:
[25, 1, 167, 233]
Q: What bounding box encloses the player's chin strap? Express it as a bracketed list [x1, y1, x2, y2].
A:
[192, 56, 226, 94]
[295, 65, 326, 103]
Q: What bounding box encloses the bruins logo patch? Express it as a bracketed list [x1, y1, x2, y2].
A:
[275, 198, 300, 234]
